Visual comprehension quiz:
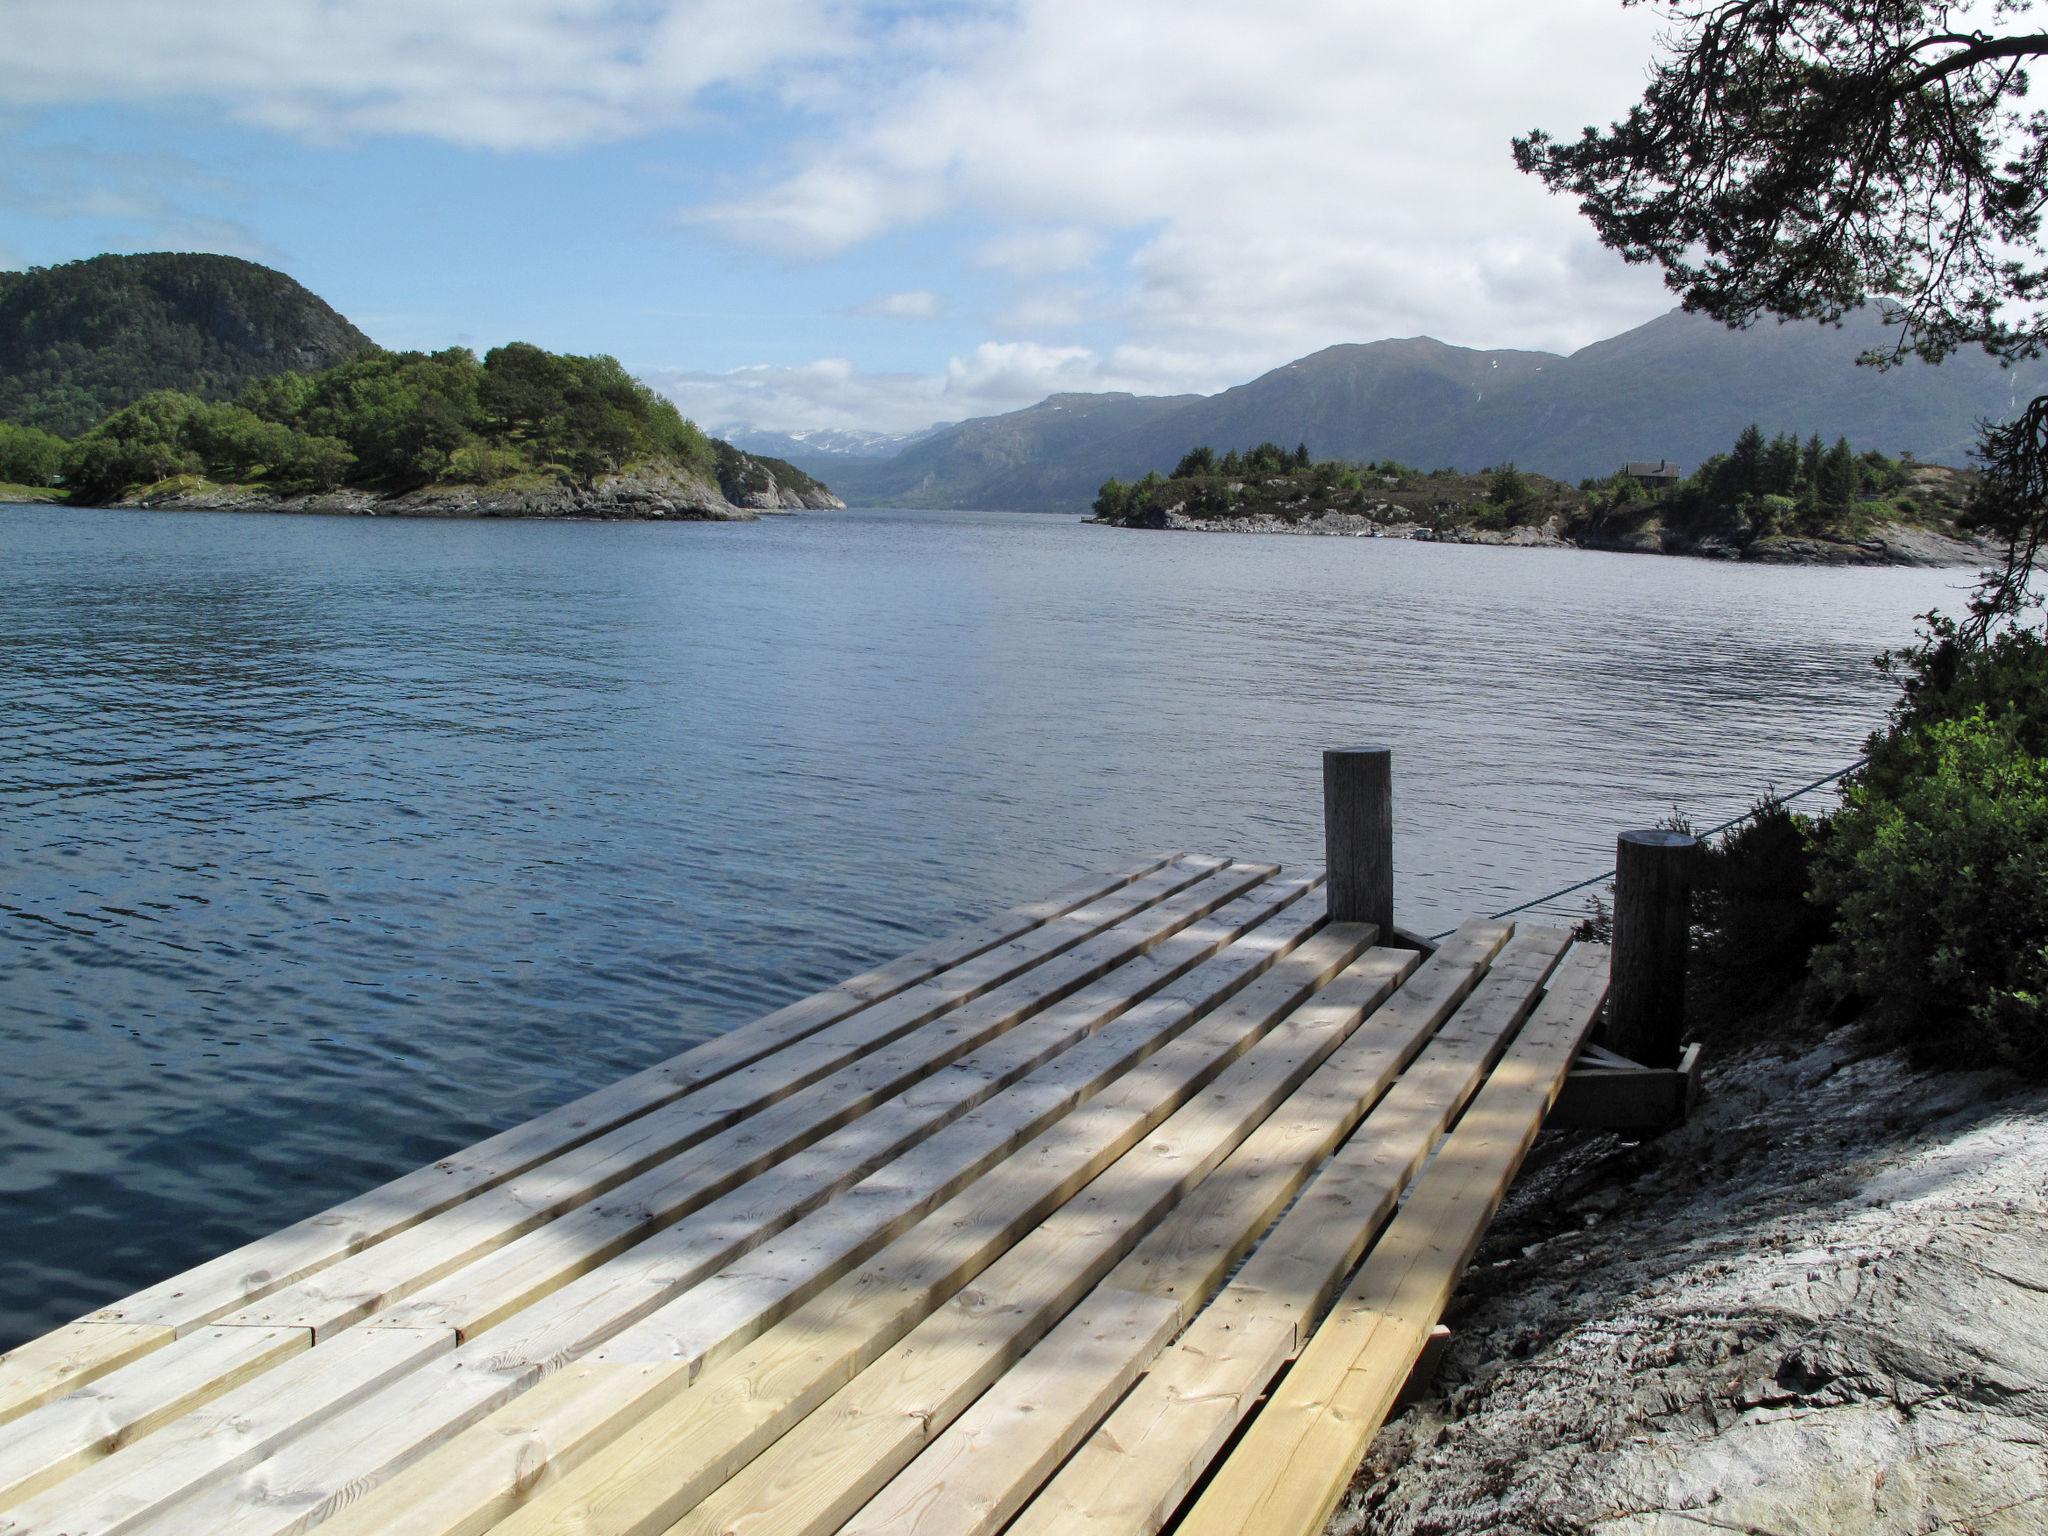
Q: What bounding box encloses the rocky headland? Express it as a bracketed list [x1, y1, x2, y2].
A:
[110, 452, 844, 522]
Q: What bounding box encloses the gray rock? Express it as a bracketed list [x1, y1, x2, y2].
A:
[1334, 1042, 2048, 1536]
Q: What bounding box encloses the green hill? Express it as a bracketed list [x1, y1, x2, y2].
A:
[0, 252, 375, 435]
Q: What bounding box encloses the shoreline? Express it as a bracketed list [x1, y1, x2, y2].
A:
[1085, 508, 1996, 569]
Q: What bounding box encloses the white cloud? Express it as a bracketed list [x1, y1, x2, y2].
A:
[700, 0, 1675, 358]
[976, 226, 1103, 277]
[641, 337, 1229, 435]
[0, 0, 856, 151]
[850, 289, 944, 319]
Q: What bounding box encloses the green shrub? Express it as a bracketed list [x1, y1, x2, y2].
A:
[446, 442, 527, 485]
[0, 421, 68, 486]
[1813, 705, 2048, 1073]
[1691, 804, 1832, 1017]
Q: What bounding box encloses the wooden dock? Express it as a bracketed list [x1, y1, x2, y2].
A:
[0, 802, 1642, 1536]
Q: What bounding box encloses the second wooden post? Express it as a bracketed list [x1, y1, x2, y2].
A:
[1323, 747, 1393, 935]
[1605, 828, 1697, 1068]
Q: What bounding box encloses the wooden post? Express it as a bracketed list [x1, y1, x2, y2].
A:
[1605, 828, 1697, 1069]
[1323, 748, 1393, 935]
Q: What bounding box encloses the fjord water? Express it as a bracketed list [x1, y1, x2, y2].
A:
[0, 503, 1965, 1345]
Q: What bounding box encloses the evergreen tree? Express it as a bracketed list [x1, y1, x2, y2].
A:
[1820, 436, 1859, 514]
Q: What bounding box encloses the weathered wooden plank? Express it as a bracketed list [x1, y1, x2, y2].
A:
[540, 926, 1398, 1536]
[221, 859, 1255, 1338]
[274, 920, 1371, 1536]
[1004, 926, 1574, 1536]
[835, 1287, 1180, 1536]
[68, 856, 1180, 1340]
[0, 1326, 305, 1512]
[365, 872, 1314, 1343]
[0, 1327, 172, 1433]
[1173, 941, 1612, 1536]
[0, 1328, 450, 1536]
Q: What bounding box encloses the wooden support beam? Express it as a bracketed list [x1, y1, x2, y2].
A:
[1323, 748, 1393, 934]
[1392, 1324, 1452, 1411]
[1547, 1042, 1702, 1133]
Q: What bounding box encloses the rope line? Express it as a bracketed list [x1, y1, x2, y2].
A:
[1425, 755, 1870, 942]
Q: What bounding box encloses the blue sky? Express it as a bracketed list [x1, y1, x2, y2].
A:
[0, 0, 1676, 435]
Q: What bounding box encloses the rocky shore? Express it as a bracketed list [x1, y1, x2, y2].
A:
[110, 457, 845, 521]
[1096, 506, 1994, 568]
[1336, 1036, 2048, 1535]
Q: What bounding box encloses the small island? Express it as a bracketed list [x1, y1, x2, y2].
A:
[0, 341, 841, 521]
[1088, 431, 1993, 567]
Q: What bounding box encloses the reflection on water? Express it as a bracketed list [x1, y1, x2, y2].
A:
[0, 502, 1968, 1344]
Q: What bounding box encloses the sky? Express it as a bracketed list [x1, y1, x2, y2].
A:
[0, 0, 1681, 437]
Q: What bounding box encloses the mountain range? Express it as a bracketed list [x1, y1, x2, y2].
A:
[771, 308, 2042, 512]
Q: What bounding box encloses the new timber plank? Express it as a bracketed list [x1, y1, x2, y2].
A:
[0, 1327, 171, 1433]
[855, 923, 1521, 1536]
[1101, 923, 1509, 1321]
[1004, 926, 1573, 1536]
[454, 878, 1309, 1377]
[367, 872, 1314, 1343]
[0, 862, 1256, 1536]
[635, 937, 1417, 1536]
[836, 1287, 1181, 1536]
[0, 1328, 451, 1536]
[289, 920, 1373, 1536]
[67, 856, 1179, 1341]
[1173, 941, 1612, 1536]
[0, 1326, 305, 1512]
[6, 865, 1280, 1536]
[223, 858, 1258, 1337]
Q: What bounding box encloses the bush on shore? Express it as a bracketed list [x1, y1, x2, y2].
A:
[1681, 617, 2048, 1076]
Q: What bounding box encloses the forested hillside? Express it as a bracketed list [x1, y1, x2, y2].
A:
[0, 253, 374, 435]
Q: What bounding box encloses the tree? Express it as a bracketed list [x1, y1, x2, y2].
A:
[1515, 2, 2048, 633]
[1173, 445, 1217, 478]
[1821, 435, 1860, 514]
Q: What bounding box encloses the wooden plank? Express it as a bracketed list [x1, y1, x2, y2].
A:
[67, 856, 1179, 1339]
[1004, 927, 1574, 1536]
[1100, 923, 1513, 1322]
[0, 1327, 305, 1512]
[546, 925, 1401, 1536]
[219, 858, 1253, 1337]
[0, 1328, 451, 1536]
[828, 929, 1507, 1536]
[1172, 941, 1612, 1536]
[280, 892, 1334, 1536]
[0, 864, 1257, 1536]
[835, 1287, 1181, 1536]
[367, 872, 1315, 1343]
[279, 920, 1372, 1536]
[0, 1327, 171, 1433]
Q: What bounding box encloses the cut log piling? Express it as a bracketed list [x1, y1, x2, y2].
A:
[1605, 828, 1697, 1069]
[1324, 747, 1393, 934]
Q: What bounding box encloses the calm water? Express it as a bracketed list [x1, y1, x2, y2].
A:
[0, 503, 1969, 1346]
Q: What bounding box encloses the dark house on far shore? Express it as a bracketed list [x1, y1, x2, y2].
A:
[1623, 459, 1682, 489]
